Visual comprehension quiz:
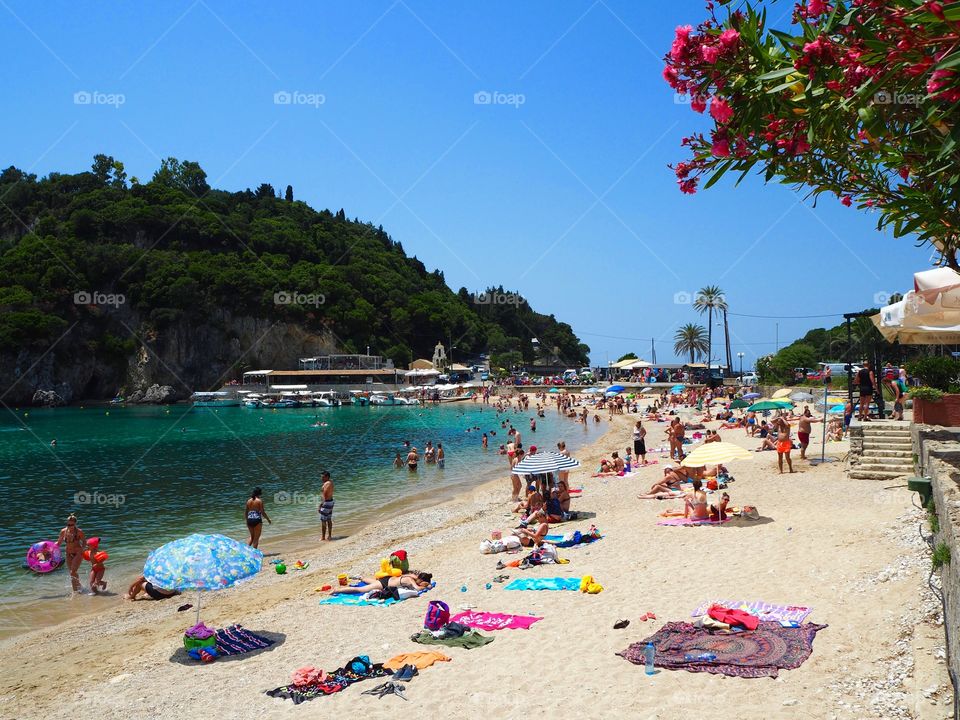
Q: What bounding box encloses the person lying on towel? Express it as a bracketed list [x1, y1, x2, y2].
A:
[330, 571, 432, 597]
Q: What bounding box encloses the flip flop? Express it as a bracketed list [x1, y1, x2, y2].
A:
[613, 619, 630, 629]
[393, 664, 418, 682]
[177, 603, 193, 612]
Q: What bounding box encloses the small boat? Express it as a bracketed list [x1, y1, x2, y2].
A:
[350, 391, 369, 407]
[314, 391, 341, 407]
[243, 393, 264, 408]
[191, 391, 241, 408]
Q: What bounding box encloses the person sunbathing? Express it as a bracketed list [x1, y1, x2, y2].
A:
[638, 466, 687, 498]
[331, 571, 432, 595]
[124, 574, 180, 601]
[684, 478, 710, 520]
[757, 435, 777, 452]
[516, 513, 550, 547]
[557, 479, 572, 513]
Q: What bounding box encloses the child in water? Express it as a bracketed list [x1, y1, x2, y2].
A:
[85, 539, 107, 594]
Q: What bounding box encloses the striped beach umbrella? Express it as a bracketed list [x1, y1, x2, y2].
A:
[680, 441, 753, 467]
[540, 451, 581, 470]
[511, 453, 564, 474]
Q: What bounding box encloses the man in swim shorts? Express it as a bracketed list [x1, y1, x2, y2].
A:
[773, 417, 794, 474]
[318, 470, 334, 541]
[796, 410, 821, 461]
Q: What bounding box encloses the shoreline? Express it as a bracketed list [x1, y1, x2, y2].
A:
[0, 407, 612, 645]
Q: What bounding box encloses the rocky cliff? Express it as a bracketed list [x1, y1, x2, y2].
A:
[1, 310, 333, 406]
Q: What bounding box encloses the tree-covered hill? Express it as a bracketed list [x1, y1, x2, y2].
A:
[0, 156, 588, 402]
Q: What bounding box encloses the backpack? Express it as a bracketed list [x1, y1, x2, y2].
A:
[424, 600, 450, 630]
[390, 550, 409, 573]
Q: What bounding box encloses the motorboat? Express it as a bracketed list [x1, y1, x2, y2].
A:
[191, 391, 241, 408]
[314, 391, 341, 407]
[243, 393, 265, 408]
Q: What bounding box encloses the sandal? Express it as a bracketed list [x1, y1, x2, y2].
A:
[613, 619, 630, 629]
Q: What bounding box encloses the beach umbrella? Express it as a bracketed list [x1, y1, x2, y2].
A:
[144, 533, 263, 623]
[511, 453, 564, 474]
[743, 392, 761, 399]
[772, 388, 792, 398]
[790, 391, 815, 402]
[748, 400, 792, 412]
[606, 385, 626, 394]
[549, 387, 560, 393]
[670, 384, 685, 394]
[680, 441, 753, 467]
[828, 404, 845, 414]
[729, 398, 750, 409]
[540, 451, 581, 470]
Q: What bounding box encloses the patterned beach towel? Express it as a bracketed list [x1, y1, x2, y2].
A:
[657, 517, 731, 526]
[449, 611, 542, 631]
[215, 625, 276, 656]
[619, 621, 827, 679]
[504, 577, 581, 591]
[690, 600, 813, 624]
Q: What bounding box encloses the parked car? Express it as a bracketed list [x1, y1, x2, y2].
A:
[820, 362, 861, 380]
[738, 373, 759, 386]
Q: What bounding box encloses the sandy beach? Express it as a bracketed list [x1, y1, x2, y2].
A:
[0, 402, 951, 720]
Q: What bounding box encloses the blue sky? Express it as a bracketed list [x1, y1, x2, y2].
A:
[0, 0, 928, 369]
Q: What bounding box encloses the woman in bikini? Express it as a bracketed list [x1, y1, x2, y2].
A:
[245, 487, 271, 549]
[57, 514, 86, 592]
[684, 478, 710, 520]
[330, 571, 433, 596]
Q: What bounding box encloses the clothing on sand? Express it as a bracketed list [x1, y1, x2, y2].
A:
[657, 517, 731, 526]
[318, 583, 434, 606]
[410, 629, 494, 649]
[619, 621, 828, 679]
[383, 651, 450, 670]
[708, 604, 759, 631]
[449, 611, 542, 631]
[266, 658, 391, 703]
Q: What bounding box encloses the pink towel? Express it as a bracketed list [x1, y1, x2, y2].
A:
[449, 611, 543, 631]
[657, 516, 731, 526]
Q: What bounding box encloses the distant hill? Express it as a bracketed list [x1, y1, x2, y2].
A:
[0, 156, 588, 403]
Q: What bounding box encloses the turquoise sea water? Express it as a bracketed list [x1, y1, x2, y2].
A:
[0, 401, 592, 608]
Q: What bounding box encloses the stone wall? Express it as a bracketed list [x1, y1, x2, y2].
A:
[914, 428, 960, 712]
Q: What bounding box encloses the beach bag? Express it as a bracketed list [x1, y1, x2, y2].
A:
[424, 600, 450, 631]
[480, 539, 505, 554]
[390, 550, 409, 573]
[740, 505, 760, 520]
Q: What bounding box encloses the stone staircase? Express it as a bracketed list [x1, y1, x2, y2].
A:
[848, 421, 915, 480]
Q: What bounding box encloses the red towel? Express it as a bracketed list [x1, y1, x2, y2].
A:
[707, 604, 759, 631]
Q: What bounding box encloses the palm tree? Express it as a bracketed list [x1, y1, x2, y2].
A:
[694, 285, 728, 373]
[674, 324, 709, 363]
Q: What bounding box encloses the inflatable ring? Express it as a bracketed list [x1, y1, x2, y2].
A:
[26, 541, 63, 573]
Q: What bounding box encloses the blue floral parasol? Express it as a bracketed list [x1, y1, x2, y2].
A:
[144, 533, 262, 622]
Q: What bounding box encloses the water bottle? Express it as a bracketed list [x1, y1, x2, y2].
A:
[644, 642, 656, 675]
[460, 585, 467, 592]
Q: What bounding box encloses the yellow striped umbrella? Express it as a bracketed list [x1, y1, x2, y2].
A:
[772, 388, 792, 398]
[681, 441, 754, 467]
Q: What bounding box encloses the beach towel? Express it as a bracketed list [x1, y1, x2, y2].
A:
[544, 530, 602, 548]
[410, 629, 494, 649]
[657, 517, 731, 526]
[266, 657, 391, 703]
[383, 651, 450, 670]
[504, 577, 582, 591]
[618, 621, 827, 679]
[449, 611, 543, 631]
[690, 600, 813, 625]
[215, 625, 276, 656]
[319, 583, 434, 607]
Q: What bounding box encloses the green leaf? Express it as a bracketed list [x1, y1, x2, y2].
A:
[703, 161, 734, 190]
[757, 67, 796, 81]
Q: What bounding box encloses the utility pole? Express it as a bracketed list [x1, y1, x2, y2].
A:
[775, 322, 779, 353]
[651, 338, 656, 365]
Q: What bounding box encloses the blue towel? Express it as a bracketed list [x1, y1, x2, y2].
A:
[319, 583, 434, 606]
[504, 577, 582, 591]
[544, 531, 601, 548]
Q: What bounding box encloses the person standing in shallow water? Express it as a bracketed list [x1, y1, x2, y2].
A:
[245, 487, 271, 549]
[318, 471, 335, 541]
[58, 514, 86, 592]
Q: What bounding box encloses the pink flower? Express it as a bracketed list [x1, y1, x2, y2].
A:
[898, 167, 910, 180]
[718, 29, 740, 51]
[840, 196, 852, 207]
[701, 44, 721, 63]
[712, 138, 731, 157]
[690, 96, 707, 113]
[807, 0, 830, 16]
[679, 178, 698, 194]
[709, 97, 734, 124]
[663, 65, 680, 88]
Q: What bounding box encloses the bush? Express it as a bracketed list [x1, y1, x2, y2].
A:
[906, 357, 960, 392]
[910, 386, 945, 403]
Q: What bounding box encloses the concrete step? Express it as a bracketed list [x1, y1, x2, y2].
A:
[861, 428, 912, 437]
[861, 449, 913, 459]
[856, 462, 915, 473]
[849, 469, 913, 480]
[862, 440, 913, 450]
